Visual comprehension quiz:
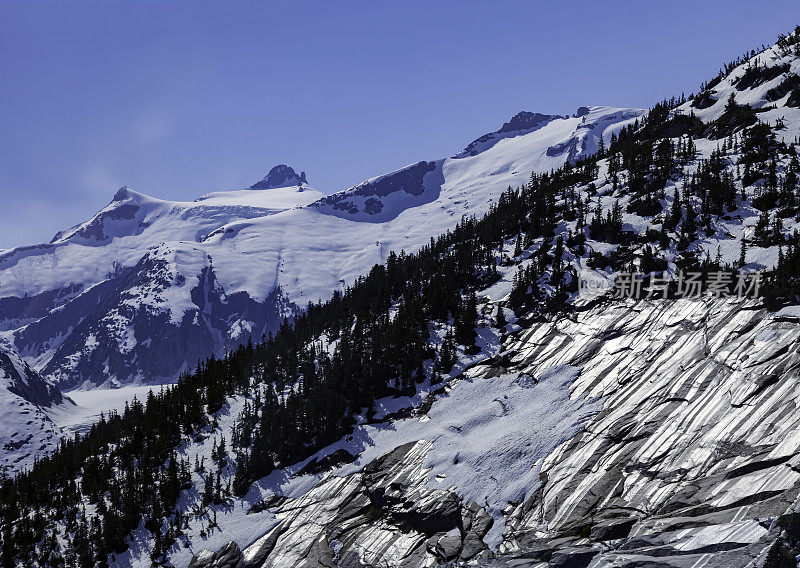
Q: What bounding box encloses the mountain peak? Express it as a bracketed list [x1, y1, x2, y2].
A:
[498, 111, 562, 134]
[248, 165, 308, 190]
[112, 186, 134, 202]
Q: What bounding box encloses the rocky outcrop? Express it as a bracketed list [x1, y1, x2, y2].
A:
[310, 161, 445, 223]
[0, 344, 63, 473]
[190, 297, 800, 567]
[188, 541, 244, 568]
[454, 111, 563, 158]
[494, 297, 800, 566]
[32, 247, 290, 388]
[248, 165, 308, 190]
[191, 441, 493, 567]
[0, 344, 62, 408]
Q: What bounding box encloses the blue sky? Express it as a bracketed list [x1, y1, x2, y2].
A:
[1, 0, 798, 249]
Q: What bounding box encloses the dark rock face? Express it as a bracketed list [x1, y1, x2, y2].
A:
[112, 186, 134, 202]
[0, 284, 83, 332]
[0, 347, 62, 408]
[499, 111, 560, 134]
[0, 344, 63, 474]
[548, 547, 597, 568]
[248, 165, 308, 190]
[589, 518, 636, 542]
[17, 249, 291, 389]
[188, 541, 244, 568]
[546, 138, 580, 159]
[455, 111, 563, 158]
[312, 161, 444, 222]
[63, 203, 141, 243]
[295, 448, 356, 476]
[48, 188, 149, 244]
[363, 441, 462, 536]
[323, 161, 437, 203]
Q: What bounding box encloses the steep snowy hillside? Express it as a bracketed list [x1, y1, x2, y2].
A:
[65, 30, 800, 567]
[0, 343, 64, 474]
[181, 297, 800, 568]
[0, 108, 642, 388]
[5, 27, 800, 568]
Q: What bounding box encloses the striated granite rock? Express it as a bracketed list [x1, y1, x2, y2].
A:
[191, 440, 493, 567]
[495, 297, 800, 566]
[188, 541, 244, 568]
[191, 298, 800, 567]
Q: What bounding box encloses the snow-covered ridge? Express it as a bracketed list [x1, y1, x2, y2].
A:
[309, 106, 643, 223]
[0, 105, 643, 389]
[453, 110, 565, 158]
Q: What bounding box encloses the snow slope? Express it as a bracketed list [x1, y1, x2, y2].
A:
[47, 385, 157, 436]
[182, 105, 644, 307]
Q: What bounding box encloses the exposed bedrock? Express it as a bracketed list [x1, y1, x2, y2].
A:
[191, 298, 800, 567]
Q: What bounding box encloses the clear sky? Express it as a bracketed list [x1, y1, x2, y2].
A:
[1, 0, 798, 249]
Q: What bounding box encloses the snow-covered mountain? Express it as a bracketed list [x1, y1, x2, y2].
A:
[0, 342, 64, 474]
[0, 107, 642, 389]
[165, 34, 800, 567]
[4, 26, 800, 568]
[0, 173, 323, 389]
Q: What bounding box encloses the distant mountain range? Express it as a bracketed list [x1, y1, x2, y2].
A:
[0, 105, 642, 391]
